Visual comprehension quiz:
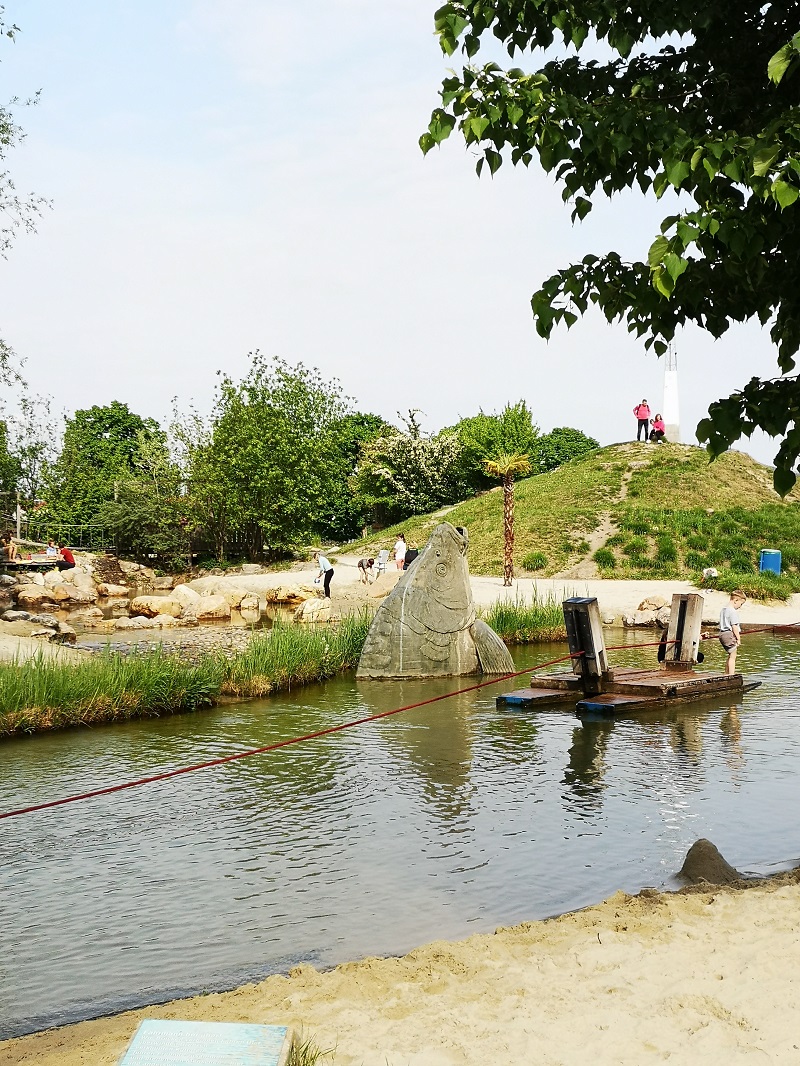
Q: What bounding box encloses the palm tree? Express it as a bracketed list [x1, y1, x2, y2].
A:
[483, 452, 532, 587]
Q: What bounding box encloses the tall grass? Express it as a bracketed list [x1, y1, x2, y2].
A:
[0, 611, 373, 738]
[481, 592, 567, 644]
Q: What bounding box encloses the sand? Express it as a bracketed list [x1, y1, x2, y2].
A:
[4, 874, 800, 1066]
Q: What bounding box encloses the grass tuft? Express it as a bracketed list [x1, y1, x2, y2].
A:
[481, 592, 568, 644]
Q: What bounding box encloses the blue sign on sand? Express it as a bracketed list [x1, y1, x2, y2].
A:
[118, 1020, 292, 1066]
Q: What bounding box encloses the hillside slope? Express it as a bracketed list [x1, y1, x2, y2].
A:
[353, 443, 800, 586]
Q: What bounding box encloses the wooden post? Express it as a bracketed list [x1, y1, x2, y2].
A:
[563, 597, 608, 694]
[665, 593, 704, 668]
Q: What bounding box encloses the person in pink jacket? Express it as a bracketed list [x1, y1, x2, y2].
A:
[633, 399, 651, 441]
[649, 414, 667, 443]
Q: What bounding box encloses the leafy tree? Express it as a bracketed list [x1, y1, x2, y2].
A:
[352, 410, 467, 524]
[451, 401, 540, 492]
[0, 419, 21, 519]
[424, 3, 800, 491]
[533, 427, 599, 474]
[6, 391, 58, 513]
[315, 412, 393, 541]
[45, 402, 165, 525]
[187, 353, 347, 560]
[484, 452, 532, 586]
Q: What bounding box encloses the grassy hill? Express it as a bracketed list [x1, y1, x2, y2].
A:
[353, 443, 800, 598]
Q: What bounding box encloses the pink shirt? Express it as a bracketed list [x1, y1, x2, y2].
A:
[634, 404, 650, 419]
[653, 418, 665, 432]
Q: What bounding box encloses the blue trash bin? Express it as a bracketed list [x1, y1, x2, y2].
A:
[759, 549, 782, 575]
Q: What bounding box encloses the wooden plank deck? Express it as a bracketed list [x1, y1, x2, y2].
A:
[496, 687, 576, 708]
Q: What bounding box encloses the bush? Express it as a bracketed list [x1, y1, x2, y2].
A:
[481, 592, 567, 644]
[623, 536, 648, 558]
[593, 547, 616, 570]
[698, 570, 800, 601]
[521, 550, 547, 571]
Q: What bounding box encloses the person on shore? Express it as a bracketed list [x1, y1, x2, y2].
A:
[649, 414, 667, 443]
[46, 539, 58, 557]
[403, 547, 419, 569]
[57, 542, 76, 572]
[314, 552, 334, 598]
[394, 533, 407, 570]
[1, 535, 18, 562]
[357, 557, 375, 584]
[633, 399, 651, 441]
[719, 590, 746, 675]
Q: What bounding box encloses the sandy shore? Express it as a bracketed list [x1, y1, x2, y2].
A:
[3, 872, 799, 1065]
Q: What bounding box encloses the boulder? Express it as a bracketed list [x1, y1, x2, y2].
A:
[0, 590, 14, 612]
[67, 607, 105, 622]
[170, 583, 200, 609]
[212, 584, 251, 608]
[294, 598, 340, 624]
[0, 574, 18, 587]
[66, 566, 97, 593]
[622, 609, 658, 628]
[264, 584, 316, 605]
[368, 571, 402, 598]
[16, 585, 58, 611]
[239, 563, 264, 575]
[152, 576, 174, 590]
[678, 839, 742, 885]
[28, 613, 60, 629]
[239, 593, 260, 613]
[655, 606, 672, 629]
[97, 583, 129, 597]
[152, 613, 179, 628]
[115, 616, 146, 630]
[51, 622, 77, 645]
[27, 572, 46, 586]
[185, 595, 231, 622]
[602, 612, 616, 625]
[2, 610, 31, 622]
[637, 595, 667, 611]
[44, 570, 64, 589]
[52, 584, 98, 606]
[177, 615, 200, 628]
[129, 596, 182, 619]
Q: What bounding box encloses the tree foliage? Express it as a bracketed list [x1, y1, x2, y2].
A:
[424, 1, 800, 490]
[452, 401, 540, 490]
[186, 353, 347, 560]
[533, 426, 599, 473]
[315, 412, 393, 541]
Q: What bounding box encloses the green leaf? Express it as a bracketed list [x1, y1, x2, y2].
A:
[572, 196, 592, 221]
[663, 252, 689, 282]
[652, 265, 674, 298]
[647, 235, 669, 268]
[665, 160, 690, 188]
[753, 144, 780, 177]
[772, 179, 799, 209]
[467, 115, 490, 139]
[773, 465, 797, 497]
[768, 42, 793, 84]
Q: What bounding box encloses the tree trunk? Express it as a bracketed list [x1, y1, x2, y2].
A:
[503, 473, 514, 587]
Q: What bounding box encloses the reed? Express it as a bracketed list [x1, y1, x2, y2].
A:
[0, 611, 374, 738]
[481, 592, 567, 644]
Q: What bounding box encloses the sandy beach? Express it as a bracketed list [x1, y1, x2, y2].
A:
[3, 871, 799, 1065]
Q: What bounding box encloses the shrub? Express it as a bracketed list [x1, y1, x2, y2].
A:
[521, 550, 547, 571]
[622, 536, 649, 558]
[481, 592, 567, 644]
[698, 570, 800, 601]
[593, 547, 616, 570]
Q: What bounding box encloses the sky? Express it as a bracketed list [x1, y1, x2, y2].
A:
[0, 0, 786, 465]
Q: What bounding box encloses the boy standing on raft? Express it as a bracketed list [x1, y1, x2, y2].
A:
[719, 590, 746, 675]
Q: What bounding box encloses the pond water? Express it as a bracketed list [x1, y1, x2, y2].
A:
[2, 632, 799, 1039]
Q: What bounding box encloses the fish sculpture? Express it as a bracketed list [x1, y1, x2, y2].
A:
[356, 523, 514, 679]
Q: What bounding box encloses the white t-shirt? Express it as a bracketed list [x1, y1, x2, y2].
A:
[394, 539, 406, 561]
[719, 605, 740, 632]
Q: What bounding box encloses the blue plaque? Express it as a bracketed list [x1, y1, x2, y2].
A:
[119, 1019, 292, 1066]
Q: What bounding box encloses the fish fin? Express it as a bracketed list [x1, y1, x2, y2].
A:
[470, 619, 514, 674]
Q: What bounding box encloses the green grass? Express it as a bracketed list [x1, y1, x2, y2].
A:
[480, 592, 568, 644]
[0, 613, 374, 738]
[698, 570, 800, 601]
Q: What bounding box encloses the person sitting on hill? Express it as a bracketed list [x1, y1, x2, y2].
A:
[649, 414, 667, 443]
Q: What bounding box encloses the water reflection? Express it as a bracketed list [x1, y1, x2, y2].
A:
[562, 720, 613, 810]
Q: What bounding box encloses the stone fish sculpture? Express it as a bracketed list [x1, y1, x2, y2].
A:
[356, 523, 514, 679]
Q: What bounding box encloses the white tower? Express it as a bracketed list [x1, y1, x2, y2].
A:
[663, 345, 680, 443]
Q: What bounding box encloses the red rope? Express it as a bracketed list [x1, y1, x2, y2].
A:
[0, 651, 582, 821]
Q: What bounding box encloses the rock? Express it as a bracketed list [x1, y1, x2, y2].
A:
[52, 584, 98, 606]
[638, 595, 667, 611]
[67, 607, 105, 622]
[184, 595, 231, 622]
[0, 590, 14, 612]
[239, 593, 260, 613]
[1, 619, 44, 638]
[16, 585, 58, 611]
[152, 613, 179, 628]
[368, 571, 402, 598]
[655, 606, 672, 629]
[97, 583, 129, 597]
[177, 616, 200, 628]
[115, 616, 146, 630]
[51, 622, 77, 645]
[111, 604, 131, 618]
[171, 583, 201, 609]
[239, 563, 264, 575]
[30, 628, 54, 639]
[264, 583, 318, 605]
[2, 610, 31, 622]
[0, 574, 17, 587]
[68, 567, 97, 593]
[129, 595, 182, 619]
[28, 613, 60, 629]
[602, 612, 616, 625]
[678, 839, 742, 885]
[152, 576, 174, 590]
[622, 609, 658, 628]
[212, 584, 251, 608]
[27, 572, 46, 586]
[294, 598, 341, 624]
[43, 570, 64, 589]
